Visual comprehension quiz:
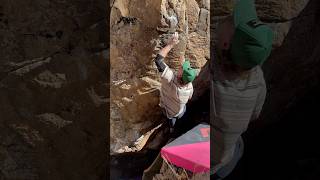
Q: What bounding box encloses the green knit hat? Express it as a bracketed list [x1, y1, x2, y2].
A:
[231, 0, 273, 69]
[182, 60, 196, 83]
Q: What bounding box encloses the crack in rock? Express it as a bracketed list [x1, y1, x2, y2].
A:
[8, 57, 51, 76]
[37, 113, 72, 129]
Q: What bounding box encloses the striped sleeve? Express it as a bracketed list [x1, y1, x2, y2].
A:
[161, 64, 175, 83]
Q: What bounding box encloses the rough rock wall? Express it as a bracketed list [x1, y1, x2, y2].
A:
[0, 1, 108, 179]
[213, 0, 309, 46]
[110, 0, 210, 153]
[257, 0, 320, 126]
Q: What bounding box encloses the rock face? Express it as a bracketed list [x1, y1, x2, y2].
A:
[110, 0, 210, 153]
[258, 0, 320, 126]
[212, 0, 309, 46]
[0, 1, 107, 179]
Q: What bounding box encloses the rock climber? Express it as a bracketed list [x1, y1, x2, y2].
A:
[154, 32, 198, 134]
[211, 0, 273, 179]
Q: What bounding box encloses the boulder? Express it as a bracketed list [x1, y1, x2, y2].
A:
[0, 0, 108, 179]
[110, 0, 210, 154]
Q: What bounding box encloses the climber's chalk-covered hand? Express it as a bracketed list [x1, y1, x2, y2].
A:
[168, 32, 179, 45]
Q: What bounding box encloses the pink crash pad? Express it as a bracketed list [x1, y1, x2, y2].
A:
[160, 123, 210, 173]
[161, 141, 210, 173]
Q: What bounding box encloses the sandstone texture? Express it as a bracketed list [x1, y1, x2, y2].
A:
[212, 0, 309, 47]
[0, 0, 108, 179]
[110, 0, 210, 154]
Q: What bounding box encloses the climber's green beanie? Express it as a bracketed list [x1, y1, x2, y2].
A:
[231, 0, 274, 69]
[182, 60, 196, 84]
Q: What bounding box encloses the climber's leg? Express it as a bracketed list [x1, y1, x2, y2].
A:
[170, 106, 188, 137]
[173, 105, 187, 128]
[169, 117, 176, 133]
[176, 105, 187, 120]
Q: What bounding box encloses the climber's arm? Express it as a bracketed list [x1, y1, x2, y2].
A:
[154, 32, 179, 72]
[154, 45, 175, 82]
[158, 44, 175, 59]
[154, 54, 166, 72]
[158, 32, 179, 58]
[154, 51, 174, 83]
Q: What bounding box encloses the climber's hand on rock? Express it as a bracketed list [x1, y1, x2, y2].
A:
[168, 32, 179, 46]
[159, 32, 179, 58]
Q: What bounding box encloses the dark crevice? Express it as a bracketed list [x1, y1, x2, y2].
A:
[225, 84, 320, 180]
[115, 16, 138, 26]
[261, 12, 318, 24]
[0, 49, 64, 83]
